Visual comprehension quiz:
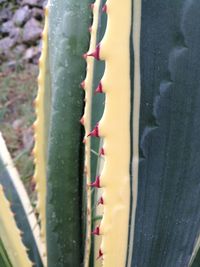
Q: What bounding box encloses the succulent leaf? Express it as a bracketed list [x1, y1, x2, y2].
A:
[45, 0, 90, 266]
[88, 0, 200, 266]
[33, 0, 200, 266]
[0, 133, 45, 267]
[127, 0, 200, 266]
[0, 185, 33, 267]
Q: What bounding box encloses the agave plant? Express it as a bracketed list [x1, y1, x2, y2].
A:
[1, 0, 200, 266]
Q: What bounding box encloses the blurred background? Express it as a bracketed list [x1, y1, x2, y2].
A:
[0, 0, 46, 201]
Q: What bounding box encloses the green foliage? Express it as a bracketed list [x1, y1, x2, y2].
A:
[46, 0, 90, 266]
[1, 1, 200, 267]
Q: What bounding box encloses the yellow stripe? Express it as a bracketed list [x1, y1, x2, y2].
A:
[127, 0, 142, 266]
[33, 3, 49, 250]
[97, 0, 131, 266]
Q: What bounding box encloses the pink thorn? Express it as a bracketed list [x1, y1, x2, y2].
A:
[80, 116, 84, 125]
[83, 138, 86, 144]
[96, 249, 103, 260]
[102, 4, 107, 13]
[87, 45, 100, 60]
[95, 82, 103, 94]
[90, 176, 100, 188]
[89, 26, 92, 33]
[80, 81, 85, 89]
[92, 226, 100, 235]
[99, 147, 105, 156]
[87, 123, 99, 137]
[82, 53, 87, 59]
[97, 197, 104, 205]
[90, 3, 94, 10]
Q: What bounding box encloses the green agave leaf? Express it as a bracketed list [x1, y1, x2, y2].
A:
[46, 0, 90, 266]
[0, 184, 32, 267]
[127, 0, 200, 266]
[0, 133, 45, 267]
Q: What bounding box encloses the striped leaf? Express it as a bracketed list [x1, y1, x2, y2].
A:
[87, 0, 200, 266]
[128, 1, 200, 266]
[0, 133, 45, 267]
[0, 185, 33, 267]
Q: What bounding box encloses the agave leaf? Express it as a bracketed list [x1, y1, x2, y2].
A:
[88, 0, 132, 265]
[46, 0, 90, 266]
[85, 0, 200, 266]
[0, 185, 33, 267]
[127, 0, 200, 266]
[0, 133, 45, 267]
